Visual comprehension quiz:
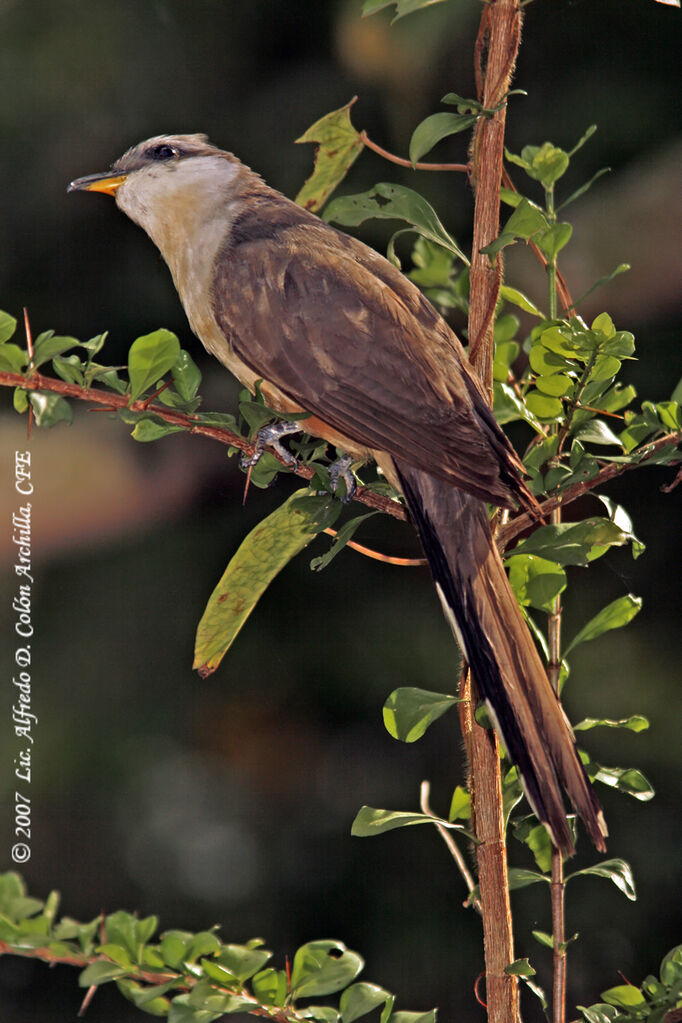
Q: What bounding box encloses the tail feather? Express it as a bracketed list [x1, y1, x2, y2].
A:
[396, 462, 607, 857]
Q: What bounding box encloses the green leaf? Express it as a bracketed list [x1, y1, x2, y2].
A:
[382, 687, 458, 742]
[52, 353, 85, 384]
[29, 392, 73, 428]
[532, 930, 554, 949]
[660, 945, 682, 985]
[324, 183, 468, 265]
[168, 993, 224, 1022]
[504, 197, 550, 239]
[310, 512, 376, 571]
[0, 343, 27, 372]
[577, 1003, 621, 1023]
[493, 340, 520, 382]
[118, 978, 176, 1014]
[525, 824, 553, 873]
[131, 417, 185, 442]
[507, 555, 567, 612]
[535, 373, 573, 397]
[557, 166, 611, 212]
[589, 762, 654, 801]
[13, 388, 27, 413]
[79, 960, 129, 987]
[186, 932, 222, 963]
[536, 222, 572, 260]
[291, 940, 363, 999]
[213, 944, 271, 983]
[0, 310, 18, 343]
[507, 868, 550, 891]
[600, 985, 645, 1008]
[448, 785, 471, 822]
[32, 334, 80, 368]
[295, 100, 365, 212]
[409, 111, 478, 165]
[252, 968, 287, 1007]
[499, 285, 544, 317]
[506, 142, 570, 187]
[564, 594, 642, 655]
[351, 806, 470, 839]
[493, 381, 544, 432]
[529, 344, 572, 376]
[510, 519, 633, 567]
[301, 1008, 340, 1022]
[160, 931, 191, 968]
[525, 390, 564, 421]
[340, 982, 391, 1022]
[574, 715, 649, 733]
[506, 958, 536, 977]
[571, 263, 630, 309]
[194, 491, 335, 676]
[362, 0, 447, 21]
[572, 419, 622, 447]
[172, 349, 202, 401]
[566, 858, 637, 901]
[387, 1013, 437, 1023]
[128, 329, 181, 401]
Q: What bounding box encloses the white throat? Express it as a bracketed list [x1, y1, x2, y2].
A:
[115, 154, 244, 351]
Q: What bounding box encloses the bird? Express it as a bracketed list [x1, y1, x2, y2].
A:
[68, 133, 607, 857]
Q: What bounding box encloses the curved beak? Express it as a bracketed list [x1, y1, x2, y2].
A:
[67, 171, 128, 196]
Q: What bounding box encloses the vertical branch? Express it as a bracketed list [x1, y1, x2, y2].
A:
[548, 506, 567, 1023]
[464, 3, 522, 1023]
[544, 182, 567, 1023]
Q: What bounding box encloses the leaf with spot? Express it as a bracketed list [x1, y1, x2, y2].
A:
[295, 100, 365, 212]
[290, 941, 364, 999]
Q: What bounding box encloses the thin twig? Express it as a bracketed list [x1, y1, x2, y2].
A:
[419, 781, 481, 913]
[361, 131, 469, 173]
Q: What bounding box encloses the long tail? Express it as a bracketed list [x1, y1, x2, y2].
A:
[396, 462, 607, 857]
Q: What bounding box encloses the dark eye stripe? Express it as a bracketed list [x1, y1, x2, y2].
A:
[149, 144, 178, 161]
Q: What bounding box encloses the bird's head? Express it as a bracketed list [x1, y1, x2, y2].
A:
[68, 134, 251, 251]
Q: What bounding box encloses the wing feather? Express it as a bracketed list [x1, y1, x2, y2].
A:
[211, 195, 526, 506]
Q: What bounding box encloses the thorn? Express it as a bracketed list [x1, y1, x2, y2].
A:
[23, 307, 33, 361]
[140, 378, 173, 409]
[242, 460, 254, 505]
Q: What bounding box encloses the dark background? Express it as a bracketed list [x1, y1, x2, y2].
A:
[0, 1, 680, 1020]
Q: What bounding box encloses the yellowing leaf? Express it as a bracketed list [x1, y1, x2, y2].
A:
[295, 99, 364, 212]
[194, 492, 332, 676]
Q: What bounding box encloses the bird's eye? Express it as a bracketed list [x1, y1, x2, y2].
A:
[149, 143, 179, 161]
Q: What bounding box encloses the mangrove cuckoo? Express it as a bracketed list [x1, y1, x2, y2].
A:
[69, 134, 607, 856]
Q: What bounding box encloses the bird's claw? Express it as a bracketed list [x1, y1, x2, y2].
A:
[329, 454, 358, 503]
[240, 420, 301, 472]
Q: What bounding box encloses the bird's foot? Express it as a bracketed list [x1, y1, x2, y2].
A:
[240, 420, 301, 472]
[328, 453, 358, 503]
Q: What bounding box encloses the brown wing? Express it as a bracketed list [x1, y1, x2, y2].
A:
[211, 195, 525, 507]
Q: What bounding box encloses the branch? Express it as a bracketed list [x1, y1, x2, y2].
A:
[0, 368, 406, 522]
[498, 431, 682, 550]
[0, 941, 301, 1021]
[466, 4, 523, 1023]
